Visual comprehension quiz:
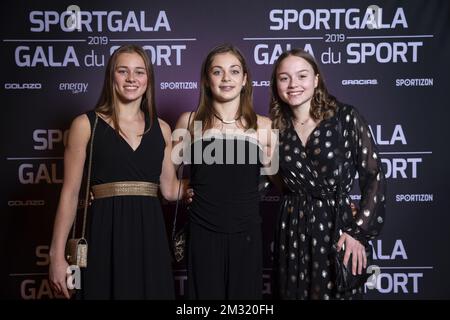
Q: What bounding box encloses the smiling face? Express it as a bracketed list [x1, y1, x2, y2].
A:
[276, 55, 318, 109]
[207, 52, 247, 103]
[113, 52, 148, 103]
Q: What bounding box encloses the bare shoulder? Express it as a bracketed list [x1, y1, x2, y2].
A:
[67, 114, 91, 146]
[158, 118, 171, 132]
[71, 113, 90, 128]
[70, 114, 91, 136]
[256, 114, 272, 130]
[158, 118, 172, 139]
[176, 111, 196, 130]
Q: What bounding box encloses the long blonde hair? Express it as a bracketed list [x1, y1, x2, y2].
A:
[191, 44, 257, 133]
[95, 45, 156, 136]
[269, 48, 337, 132]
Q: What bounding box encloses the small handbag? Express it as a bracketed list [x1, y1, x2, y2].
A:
[66, 238, 88, 267]
[332, 106, 373, 293]
[172, 221, 187, 263]
[332, 241, 372, 293]
[65, 113, 98, 268]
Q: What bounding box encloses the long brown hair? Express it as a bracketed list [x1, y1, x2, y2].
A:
[191, 44, 257, 133]
[95, 44, 156, 136]
[269, 48, 337, 132]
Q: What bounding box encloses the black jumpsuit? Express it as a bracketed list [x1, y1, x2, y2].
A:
[187, 135, 263, 299]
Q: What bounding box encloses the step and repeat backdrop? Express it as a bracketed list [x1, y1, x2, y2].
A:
[1, 0, 449, 299]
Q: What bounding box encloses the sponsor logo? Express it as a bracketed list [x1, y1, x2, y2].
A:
[59, 82, 88, 94]
[8, 200, 45, 206]
[396, 194, 433, 202]
[261, 196, 280, 202]
[4, 83, 42, 90]
[342, 79, 378, 85]
[253, 80, 270, 87]
[395, 78, 433, 87]
[160, 82, 197, 90]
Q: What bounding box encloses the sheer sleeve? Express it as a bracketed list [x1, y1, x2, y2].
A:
[342, 105, 386, 243]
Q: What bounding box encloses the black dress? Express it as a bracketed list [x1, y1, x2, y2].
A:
[187, 135, 263, 299]
[80, 111, 174, 299]
[275, 104, 386, 300]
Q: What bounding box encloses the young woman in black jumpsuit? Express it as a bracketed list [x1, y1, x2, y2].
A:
[175, 44, 273, 299]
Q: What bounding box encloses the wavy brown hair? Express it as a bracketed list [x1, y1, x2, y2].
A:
[191, 44, 257, 133]
[269, 48, 337, 132]
[95, 44, 156, 136]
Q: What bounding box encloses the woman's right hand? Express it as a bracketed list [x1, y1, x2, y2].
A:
[184, 188, 194, 205]
[49, 257, 71, 299]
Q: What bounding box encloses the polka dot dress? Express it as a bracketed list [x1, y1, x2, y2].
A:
[274, 104, 386, 300]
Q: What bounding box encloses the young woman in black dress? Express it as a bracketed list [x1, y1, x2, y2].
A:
[49, 45, 181, 299]
[270, 49, 386, 300]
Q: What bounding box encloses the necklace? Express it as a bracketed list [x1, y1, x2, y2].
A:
[214, 113, 239, 124]
[294, 117, 311, 125]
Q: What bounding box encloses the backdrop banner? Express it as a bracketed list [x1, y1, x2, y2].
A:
[1, 0, 449, 299]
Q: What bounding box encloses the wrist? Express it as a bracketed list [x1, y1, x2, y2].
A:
[49, 246, 65, 262]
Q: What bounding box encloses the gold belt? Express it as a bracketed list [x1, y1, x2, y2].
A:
[91, 181, 158, 199]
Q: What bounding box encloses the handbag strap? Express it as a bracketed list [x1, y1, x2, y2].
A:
[171, 111, 193, 240]
[71, 112, 98, 239]
[171, 163, 184, 241]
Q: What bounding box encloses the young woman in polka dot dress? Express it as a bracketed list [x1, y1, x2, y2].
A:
[270, 49, 386, 300]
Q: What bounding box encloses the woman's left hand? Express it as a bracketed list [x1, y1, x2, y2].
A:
[184, 188, 194, 205]
[336, 233, 367, 275]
